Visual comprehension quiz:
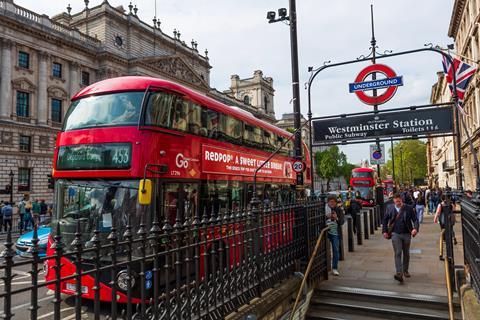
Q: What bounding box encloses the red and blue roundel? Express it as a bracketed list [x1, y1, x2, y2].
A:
[349, 64, 403, 106]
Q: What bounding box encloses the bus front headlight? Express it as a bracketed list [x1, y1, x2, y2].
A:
[116, 270, 135, 291]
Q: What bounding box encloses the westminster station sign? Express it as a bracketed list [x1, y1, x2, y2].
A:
[312, 106, 453, 144]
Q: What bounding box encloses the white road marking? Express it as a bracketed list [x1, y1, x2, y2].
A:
[11, 280, 46, 285]
[37, 307, 75, 319]
[10, 295, 52, 311]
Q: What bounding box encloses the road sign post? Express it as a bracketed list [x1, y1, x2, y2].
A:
[370, 144, 385, 165]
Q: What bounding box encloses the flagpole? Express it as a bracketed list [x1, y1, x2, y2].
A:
[437, 46, 479, 65]
[446, 52, 464, 192]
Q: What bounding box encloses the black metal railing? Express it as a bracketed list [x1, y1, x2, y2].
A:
[461, 196, 480, 301]
[0, 199, 327, 319]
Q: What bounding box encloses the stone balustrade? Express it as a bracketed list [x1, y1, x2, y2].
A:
[0, 0, 101, 48]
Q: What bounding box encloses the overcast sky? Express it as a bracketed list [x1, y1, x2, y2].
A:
[17, 0, 454, 164]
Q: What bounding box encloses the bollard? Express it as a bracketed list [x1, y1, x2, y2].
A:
[363, 210, 369, 240]
[373, 206, 379, 230]
[339, 221, 345, 261]
[347, 215, 354, 252]
[378, 204, 383, 227]
[356, 212, 363, 245]
[369, 208, 375, 234]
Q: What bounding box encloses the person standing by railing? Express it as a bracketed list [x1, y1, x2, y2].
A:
[434, 194, 458, 248]
[325, 195, 345, 276]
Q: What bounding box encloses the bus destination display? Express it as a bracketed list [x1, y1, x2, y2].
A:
[57, 143, 131, 170]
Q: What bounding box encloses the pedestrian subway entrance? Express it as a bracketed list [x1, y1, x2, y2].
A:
[299, 37, 468, 320]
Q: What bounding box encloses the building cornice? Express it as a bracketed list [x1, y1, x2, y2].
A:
[0, 120, 61, 134]
[448, 0, 466, 38]
[0, 11, 101, 58]
[68, 0, 211, 69]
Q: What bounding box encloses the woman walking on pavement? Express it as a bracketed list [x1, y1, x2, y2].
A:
[415, 192, 426, 223]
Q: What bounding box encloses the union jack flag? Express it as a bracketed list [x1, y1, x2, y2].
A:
[442, 55, 477, 115]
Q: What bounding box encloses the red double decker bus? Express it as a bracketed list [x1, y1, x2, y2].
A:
[45, 76, 310, 302]
[350, 167, 375, 206]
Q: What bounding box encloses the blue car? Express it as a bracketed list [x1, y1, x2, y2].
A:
[16, 226, 51, 258]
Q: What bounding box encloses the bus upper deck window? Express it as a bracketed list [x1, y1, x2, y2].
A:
[172, 100, 188, 131]
[145, 92, 175, 128]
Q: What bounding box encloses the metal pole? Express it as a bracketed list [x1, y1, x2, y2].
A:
[9, 171, 13, 205]
[391, 137, 396, 184]
[400, 147, 404, 186]
[289, 0, 303, 180]
[369, 5, 381, 183]
[454, 107, 463, 191]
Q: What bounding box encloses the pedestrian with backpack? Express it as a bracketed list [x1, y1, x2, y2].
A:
[434, 194, 458, 249]
[1, 202, 13, 232]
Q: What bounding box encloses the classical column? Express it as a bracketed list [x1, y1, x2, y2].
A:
[0, 39, 12, 119]
[37, 51, 48, 125]
[69, 61, 79, 98]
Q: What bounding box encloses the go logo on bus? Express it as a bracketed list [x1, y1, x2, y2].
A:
[176, 153, 189, 168]
[175, 153, 199, 169]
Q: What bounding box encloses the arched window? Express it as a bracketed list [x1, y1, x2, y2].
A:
[264, 95, 269, 112]
[243, 95, 250, 105]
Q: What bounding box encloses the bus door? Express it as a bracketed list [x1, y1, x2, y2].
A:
[160, 182, 199, 226]
[157, 181, 199, 280]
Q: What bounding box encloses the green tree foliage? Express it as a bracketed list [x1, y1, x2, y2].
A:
[385, 140, 427, 186]
[341, 163, 356, 183]
[315, 146, 356, 191]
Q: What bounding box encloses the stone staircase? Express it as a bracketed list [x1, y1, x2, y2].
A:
[306, 284, 462, 320]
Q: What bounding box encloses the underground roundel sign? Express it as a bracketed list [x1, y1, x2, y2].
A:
[349, 64, 403, 106]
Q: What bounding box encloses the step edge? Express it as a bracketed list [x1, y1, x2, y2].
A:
[311, 301, 452, 319]
[316, 286, 459, 305]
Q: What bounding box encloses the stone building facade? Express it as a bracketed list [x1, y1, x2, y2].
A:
[222, 70, 276, 123]
[0, 0, 277, 203]
[446, 0, 480, 190]
[276, 112, 310, 147]
[427, 72, 458, 189]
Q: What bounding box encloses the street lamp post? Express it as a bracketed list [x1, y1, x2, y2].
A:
[267, 0, 303, 185]
[391, 138, 396, 186]
[8, 170, 13, 204]
[400, 147, 404, 187]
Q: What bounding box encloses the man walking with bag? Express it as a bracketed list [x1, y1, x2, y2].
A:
[382, 193, 419, 283]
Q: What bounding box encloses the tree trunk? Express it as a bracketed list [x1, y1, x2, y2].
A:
[327, 179, 331, 191]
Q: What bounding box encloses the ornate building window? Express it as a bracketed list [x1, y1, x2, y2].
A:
[19, 135, 31, 153]
[264, 95, 269, 112]
[51, 99, 62, 123]
[243, 95, 250, 105]
[16, 91, 30, 117]
[47, 86, 68, 125]
[52, 62, 62, 78]
[81, 71, 90, 86]
[18, 168, 31, 192]
[18, 51, 30, 69]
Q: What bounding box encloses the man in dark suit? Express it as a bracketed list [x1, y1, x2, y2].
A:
[382, 193, 419, 283]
